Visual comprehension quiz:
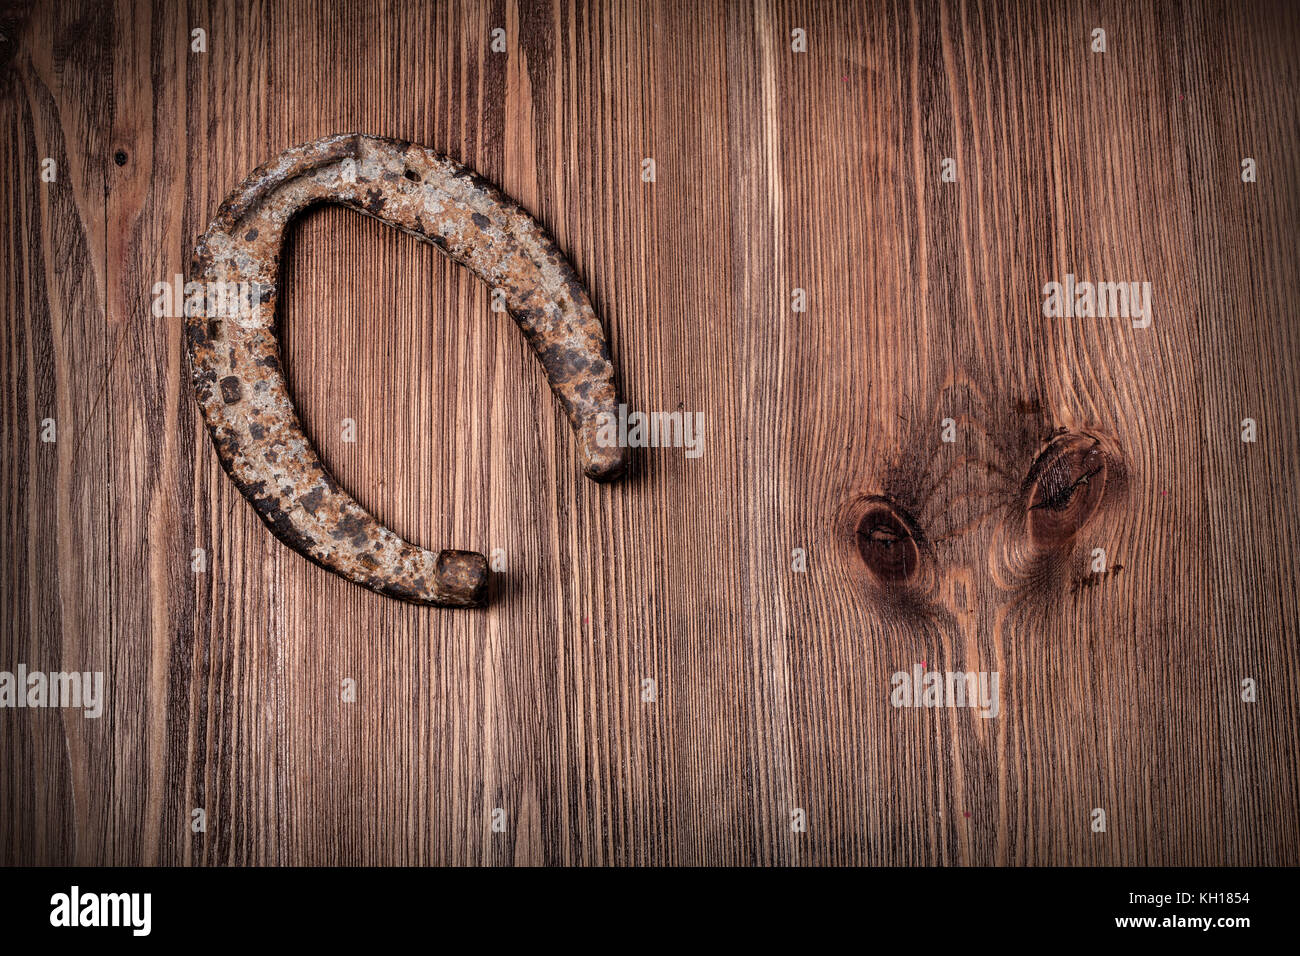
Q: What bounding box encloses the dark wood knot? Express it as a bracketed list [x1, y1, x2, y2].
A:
[855, 498, 922, 584]
[1025, 433, 1109, 549]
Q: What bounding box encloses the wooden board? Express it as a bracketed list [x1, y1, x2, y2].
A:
[2, 0, 1298, 866]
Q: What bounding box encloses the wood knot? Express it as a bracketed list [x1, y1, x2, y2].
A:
[854, 497, 922, 584]
[1025, 433, 1110, 550]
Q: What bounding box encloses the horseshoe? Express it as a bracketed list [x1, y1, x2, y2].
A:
[186, 133, 627, 607]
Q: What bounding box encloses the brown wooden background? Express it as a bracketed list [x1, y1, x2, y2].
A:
[3, 0, 1298, 866]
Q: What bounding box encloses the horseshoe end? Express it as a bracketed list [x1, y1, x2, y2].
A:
[580, 424, 630, 483]
[431, 550, 490, 607]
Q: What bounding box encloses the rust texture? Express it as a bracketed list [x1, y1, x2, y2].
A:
[186, 133, 627, 607]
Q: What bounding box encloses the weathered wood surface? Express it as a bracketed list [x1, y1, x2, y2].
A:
[2, 0, 1298, 865]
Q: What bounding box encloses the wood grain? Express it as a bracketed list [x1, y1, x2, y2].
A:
[2, 0, 1298, 866]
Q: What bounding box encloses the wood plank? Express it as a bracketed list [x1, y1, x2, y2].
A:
[2, 0, 1297, 866]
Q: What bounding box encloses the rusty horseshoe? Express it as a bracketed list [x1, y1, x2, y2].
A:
[186, 133, 627, 607]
